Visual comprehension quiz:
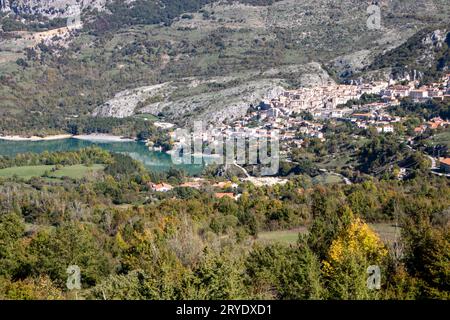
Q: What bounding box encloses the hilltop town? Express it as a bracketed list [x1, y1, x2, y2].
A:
[165, 73, 450, 179]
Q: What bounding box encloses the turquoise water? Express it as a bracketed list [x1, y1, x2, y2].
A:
[0, 138, 205, 175]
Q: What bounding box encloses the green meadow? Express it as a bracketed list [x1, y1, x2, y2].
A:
[0, 164, 105, 180]
[257, 228, 308, 245]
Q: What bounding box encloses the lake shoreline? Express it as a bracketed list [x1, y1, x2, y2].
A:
[73, 134, 136, 142]
[0, 138, 204, 175]
[0, 134, 136, 142]
[0, 134, 73, 141]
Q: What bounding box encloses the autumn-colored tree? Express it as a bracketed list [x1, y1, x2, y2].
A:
[322, 210, 388, 299]
[0, 276, 64, 300]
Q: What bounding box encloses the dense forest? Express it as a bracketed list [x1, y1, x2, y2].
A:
[0, 148, 448, 300]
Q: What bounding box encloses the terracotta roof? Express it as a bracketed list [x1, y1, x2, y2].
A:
[428, 123, 440, 129]
[352, 113, 373, 117]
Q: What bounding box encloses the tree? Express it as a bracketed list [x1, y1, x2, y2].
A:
[402, 210, 450, 298]
[190, 248, 247, 300]
[245, 242, 323, 299]
[0, 213, 26, 278]
[322, 213, 388, 299]
[0, 276, 64, 300]
[307, 194, 351, 260]
[27, 223, 114, 288]
[88, 271, 146, 300]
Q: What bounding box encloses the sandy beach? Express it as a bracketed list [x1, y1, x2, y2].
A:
[0, 134, 73, 141]
[73, 134, 135, 142]
[0, 134, 135, 142]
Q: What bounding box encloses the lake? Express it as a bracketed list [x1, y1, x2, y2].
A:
[0, 138, 205, 175]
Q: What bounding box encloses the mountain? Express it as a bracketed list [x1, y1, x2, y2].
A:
[363, 26, 450, 84]
[0, 0, 449, 134]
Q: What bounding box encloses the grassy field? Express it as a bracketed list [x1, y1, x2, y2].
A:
[430, 131, 450, 148]
[0, 165, 54, 180]
[0, 164, 104, 180]
[257, 227, 308, 245]
[257, 223, 400, 246]
[49, 164, 105, 179]
[312, 174, 344, 185]
[369, 223, 401, 245]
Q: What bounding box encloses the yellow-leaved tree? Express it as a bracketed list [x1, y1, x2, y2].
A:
[323, 208, 388, 299]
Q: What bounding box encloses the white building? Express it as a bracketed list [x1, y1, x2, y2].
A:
[409, 89, 429, 101]
[377, 126, 394, 133]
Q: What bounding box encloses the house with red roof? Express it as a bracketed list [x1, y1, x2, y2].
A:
[150, 183, 173, 192]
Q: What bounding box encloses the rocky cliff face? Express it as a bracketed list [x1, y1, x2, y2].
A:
[93, 62, 333, 124]
[420, 29, 448, 68]
[362, 27, 450, 83]
[0, 0, 107, 18]
[93, 77, 288, 124]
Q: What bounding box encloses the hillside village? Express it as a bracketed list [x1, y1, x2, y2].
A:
[149, 68, 450, 192]
[167, 74, 450, 169]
